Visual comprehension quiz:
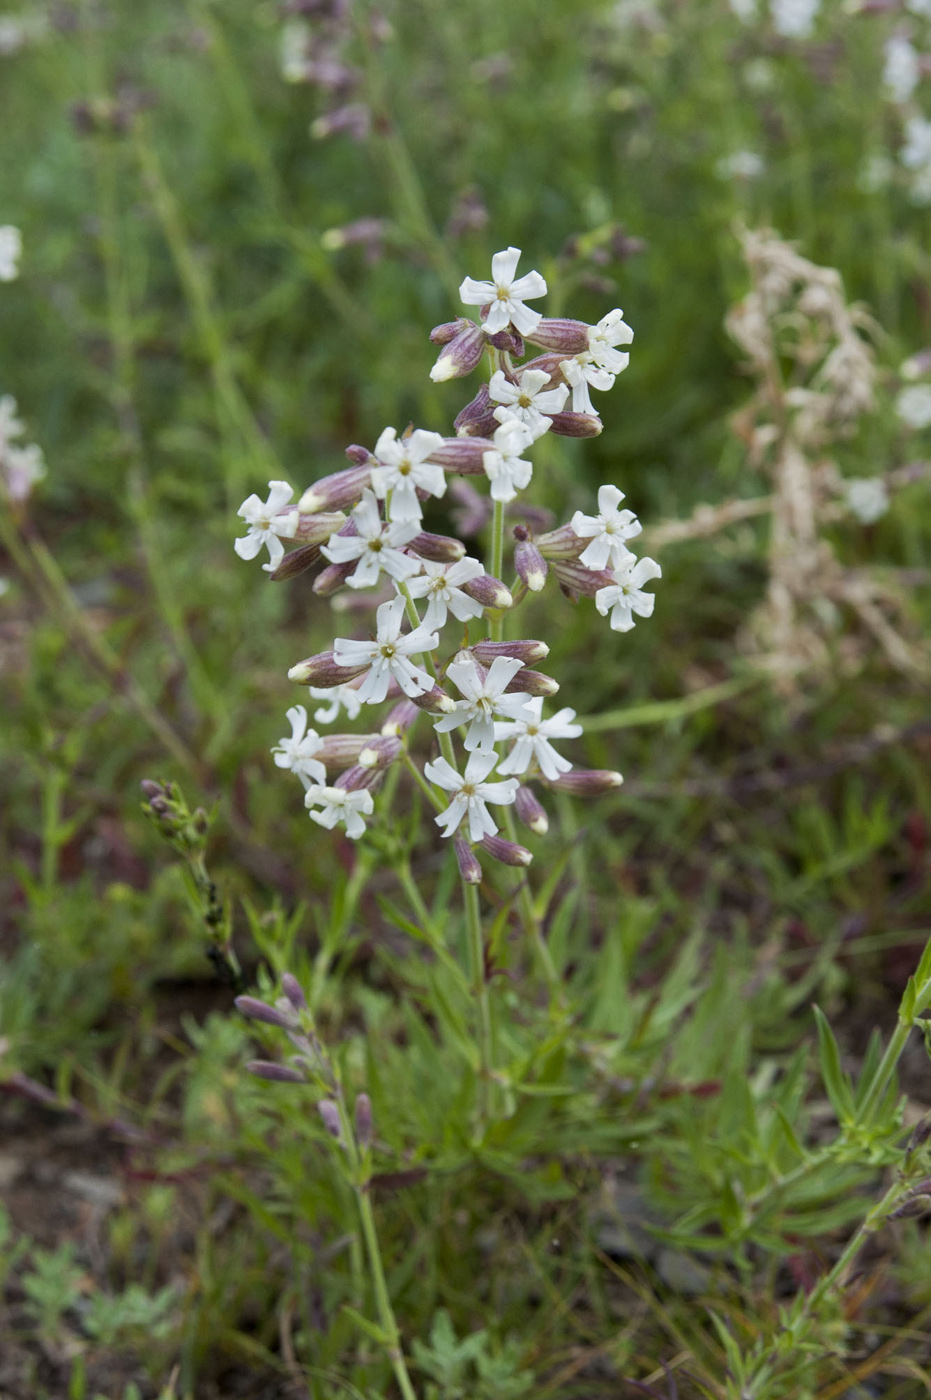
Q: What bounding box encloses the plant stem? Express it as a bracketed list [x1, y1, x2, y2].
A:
[463, 879, 493, 1124]
[856, 1018, 915, 1127]
[488, 499, 506, 643]
[499, 804, 562, 999]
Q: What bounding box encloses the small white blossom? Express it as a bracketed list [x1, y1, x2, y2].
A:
[434, 655, 534, 753]
[369, 427, 447, 523]
[494, 697, 582, 781]
[489, 367, 568, 437]
[482, 420, 534, 504]
[0, 226, 21, 282]
[272, 705, 327, 789]
[901, 117, 931, 206]
[3, 442, 45, 502]
[459, 246, 547, 336]
[235, 480, 298, 571]
[587, 309, 634, 375]
[896, 382, 931, 429]
[729, 0, 758, 18]
[571, 484, 643, 571]
[307, 683, 364, 725]
[333, 594, 437, 703]
[0, 578, 9, 598]
[845, 478, 889, 525]
[595, 554, 662, 632]
[305, 784, 373, 840]
[406, 557, 486, 631]
[884, 36, 920, 105]
[424, 750, 519, 842]
[715, 151, 765, 181]
[770, 0, 820, 39]
[559, 353, 615, 415]
[321, 488, 420, 588]
[0, 394, 23, 447]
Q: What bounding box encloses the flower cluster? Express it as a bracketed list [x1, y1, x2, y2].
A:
[235, 247, 660, 863]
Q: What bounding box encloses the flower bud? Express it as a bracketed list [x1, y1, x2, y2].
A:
[311, 102, 371, 141]
[140, 780, 163, 801]
[354, 1092, 373, 1149]
[524, 317, 590, 355]
[408, 531, 466, 563]
[313, 559, 357, 596]
[454, 836, 483, 884]
[429, 436, 494, 475]
[317, 1098, 344, 1140]
[280, 973, 308, 1013]
[460, 573, 512, 610]
[454, 384, 497, 437]
[891, 1194, 931, 1220]
[317, 734, 377, 768]
[487, 327, 525, 356]
[411, 683, 456, 713]
[470, 639, 549, 666]
[358, 735, 402, 769]
[430, 318, 469, 346]
[505, 669, 560, 697]
[345, 444, 373, 465]
[536, 523, 587, 561]
[519, 352, 565, 382]
[547, 411, 603, 439]
[288, 650, 367, 686]
[292, 511, 348, 543]
[299, 465, 371, 513]
[430, 322, 487, 382]
[321, 218, 386, 253]
[480, 834, 533, 867]
[335, 764, 380, 792]
[514, 537, 548, 592]
[546, 769, 623, 795]
[267, 543, 321, 581]
[247, 1060, 305, 1084]
[235, 996, 296, 1028]
[381, 699, 420, 735]
[515, 785, 549, 835]
[550, 559, 616, 599]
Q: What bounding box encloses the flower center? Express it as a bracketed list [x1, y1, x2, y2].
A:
[398, 459, 411, 476]
[527, 724, 539, 736]
[518, 394, 532, 408]
[380, 643, 396, 659]
[369, 537, 383, 552]
[495, 287, 510, 301]
[461, 782, 476, 797]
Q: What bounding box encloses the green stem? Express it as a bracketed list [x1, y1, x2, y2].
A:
[856, 1017, 914, 1127]
[463, 879, 493, 1125]
[488, 499, 506, 643]
[499, 805, 562, 999]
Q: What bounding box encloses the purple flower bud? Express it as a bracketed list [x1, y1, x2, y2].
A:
[430, 318, 469, 346]
[292, 511, 348, 544]
[454, 385, 496, 437]
[408, 532, 466, 563]
[550, 559, 616, 599]
[280, 973, 308, 1012]
[247, 1060, 305, 1084]
[519, 352, 565, 383]
[547, 769, 623, 795]
[311, 102, 371, 141]
[358, 735, 402, 770]
[536, 524, 587, 561]
[504, 669, 560, 697]
[316, 734, 376, 768]
[524, 317, 590, 355]
[430, 322, 487, 382]
[514, 538, 548, 592]
[547, 411, 603, 439]
[411, 683, 456, 713]
[428, 436, 493, 476]
[515, 785, 549, 835]
[381, 699, 420, 735]
[235, 996, 295, 1029]
[320, 218, 387, 256]
[354, 1092, 373, 1149]
[335, 764, 380, 793]
[455, 836, 483, 884]
[317, 1098, 344, 1139]
[470, 639, 549, 666]
[140, 780, 163, 800]
[267, 543, 321, 581]
[486, 327, 525, 357]
[313, 559, 358, 596]
[288, 649, 367, 686]
[480, 834, 533, 867]
[299, 466, 371, 513]
[460, 573, 512, 610]
[345, 444, 373, 465]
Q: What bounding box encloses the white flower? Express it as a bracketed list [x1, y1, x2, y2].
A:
[0, 226, 21, 282]
[272, 705, 327, 789]
[494, 697, 582, 781]
[884, 36, 920, 105]
[489, 367, 568, 437]
[896, 383, 931, 429]
[559, 353, 615, 415]
[434, 655, 534, 753]
[571, 484, 643, 571]
[595, 554, 662, 632]
[901, 116, 931, 173]
[235, 480, 298, 571]
[770, 0, 820, 39]
[587, 309, 634, 375]
[3, 442, 45, 502]
[715, 151, 765, 181]
[729, 0, 758, 18]
[307, 683, 364, 725]
[481, 420, 534, 504]
[321, 488, 420, 588]
[369, 427, 446, 523]
[0, 394, 23, 448]
[907, 0, 931, 15]
[845, 478, 889, 525]
[333, 594, 437, 703]
[305, 784, 374, 840]
[458, 246, 548, 336]
[424, 750, 519, 842]
[0, 578, 9, 598]
[405, 557, 486, 631]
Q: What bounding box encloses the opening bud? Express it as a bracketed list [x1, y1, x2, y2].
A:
[354, 1092, 373, 1149]
[292, 511, 347, 544]
[408, 531, 466, 563]
[536, 523, 587, 561]
[317, 734, 377, 768]
[546, 411, 603, 439]
[461, 573, 512, 610]
[454, 385, 497, 438]
[299, 465, 371, 514]
[430, 322, 487, 382]
[430, 318, 470, 346]
[547, 769, 623, 795]
[288, 650, 367, 686]
[317, 1099, 344, 1140]
[470, 639, 549, 666]
[345, 444, 373, 465]
[381, 699, 420, 735]
[247, 1060, 306, 1084]
[267, 543, 321, 581]
[550, 559, 616, 598]
[504, 669, 560, 697]
[358, 735, 402, 770]
[235, 996, 296, 1029]
[514, 538, 548, 592]
[313, 558, 358, 596]
[412, 683, 456, 713]
[335, 764, 380, 792]
[515, 785, 549, 835]
[524, 317, 591, 355]
[480, 834, 533, 867]
[429, 436, 493, 475]
[454, 836, 483, 884]
[486, 327, 524, 357]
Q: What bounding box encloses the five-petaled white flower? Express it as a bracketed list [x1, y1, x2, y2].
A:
[321, 488, 420, 589]
[235, 480, 298, 571]
[571, 484, 642, 571]
[272, 705, 327, 789]
[434, 655, 534, 753]
[482, 420, 534, 504]
[369, 427, 447, 523]
[559, 353, 615, 416]
[595, 554, 661, 632]
[333, 594, 437, 704]
[587, 309, 634, 375]
[424, 750, 519, 842]
[494, 697, 582, 781]
[0, 226, 22, 282]
[307, 683, 364, 725]
[305, 784, 374, 840]
[406, 557, 486, 631]
[459, 246, 547, 336]
[489, 367, 568, 438]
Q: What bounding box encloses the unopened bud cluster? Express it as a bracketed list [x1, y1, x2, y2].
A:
[234, 245, 661, 871]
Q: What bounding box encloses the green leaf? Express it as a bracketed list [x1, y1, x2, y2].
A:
[813, 1006, 854, 1123]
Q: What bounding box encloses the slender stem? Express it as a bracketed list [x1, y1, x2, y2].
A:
[499, 805, 562, 999]
[463, 880, 493, 1124]
[488, 499, 506, 643]
[401, 749, 444, 810]
[856, 1018, 914, 1127]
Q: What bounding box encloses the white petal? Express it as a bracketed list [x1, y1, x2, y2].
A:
[234, 532, 265, 560]
[459, 276, 496, 305]
[491, 246, 522, 285]
[508, 302, 543, 336]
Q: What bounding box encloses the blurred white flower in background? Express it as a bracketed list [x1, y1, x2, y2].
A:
[858, 152, 894, 196]
[901, 116, 931, 204]
[896, 382, 931, 429]
[0, 225, 21, 281]
[845, 479, 889, 525]
[729, 0, 758, 20]
[715, 151, 765, 181]
[770, 0, 821, 39]
[884, 36, 920, 106]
